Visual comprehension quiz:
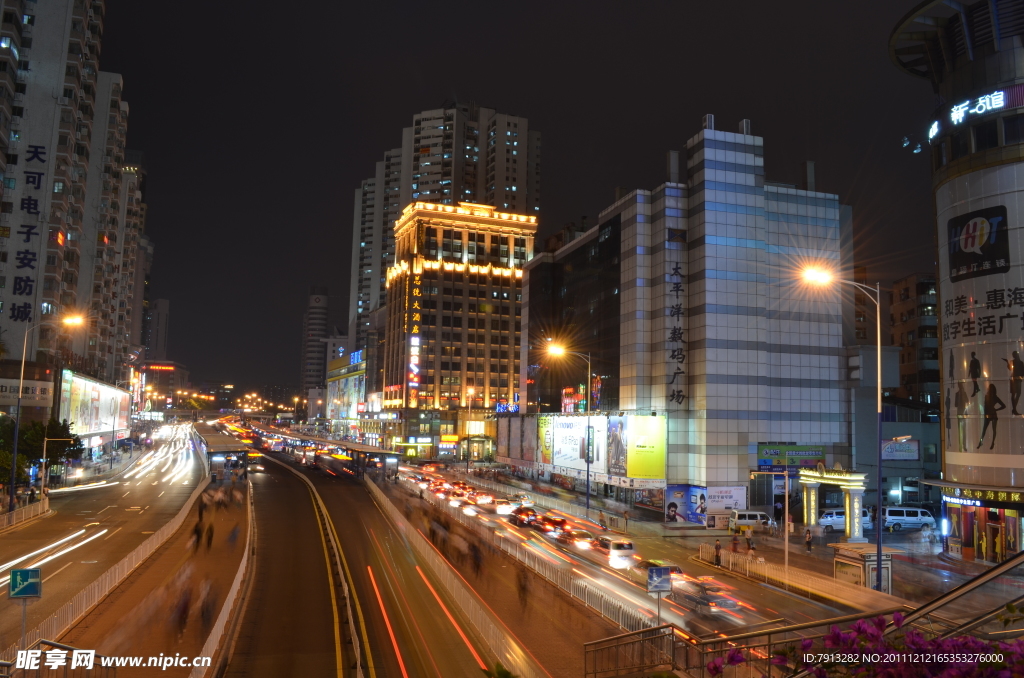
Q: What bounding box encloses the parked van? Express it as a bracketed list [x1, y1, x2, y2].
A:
[881, 507, 936, 531]
[818, 508, 873, 532]
[727, 510, 772, 532]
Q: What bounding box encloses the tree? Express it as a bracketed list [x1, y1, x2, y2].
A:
[0, 416, 26, 484]
[20, 418, 84, 468]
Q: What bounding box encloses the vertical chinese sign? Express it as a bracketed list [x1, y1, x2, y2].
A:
[407, 269, 422, 408]
[11, 144, 47, 323]
[667, 257, 686, 407]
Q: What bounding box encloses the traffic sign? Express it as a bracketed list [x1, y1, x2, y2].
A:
[9, 569, 41, 598]
[647, 566, 672, 593]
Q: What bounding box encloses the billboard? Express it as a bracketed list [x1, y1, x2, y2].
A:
[938, 178, 1024, 465]
[608, 415, 667, 479]
[881, 439, 920, 461]
[665, 484, 707, 525]
[707, 486, 747, 511]
[537, 415, 607, 473]
[756, 444, 825, 474]
[522, 416, 537, 462]
[58, 370, 130, 439]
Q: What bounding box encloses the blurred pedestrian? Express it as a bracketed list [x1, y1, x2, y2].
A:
[714, 539, 722, 566]
[29, 487, 35, 503]
[805, 529, 813, 554]
[191, 521, 203, 553]
[731, 531, 739, 553]
[516, 566, 530, 609]
[598, 510, 608, 530]
[744, 525, 753, 550]
[173, 587, 193, 641]
[205, 523, 214, 551]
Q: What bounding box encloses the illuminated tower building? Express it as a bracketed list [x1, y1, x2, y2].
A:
[300, 287, 329, 391]
[891, 1, 1024, 563]
[383, 202, 536, 458]
[349, 104, 541, 351]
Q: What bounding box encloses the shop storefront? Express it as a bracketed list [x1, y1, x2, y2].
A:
[936, 483, 1023, 564]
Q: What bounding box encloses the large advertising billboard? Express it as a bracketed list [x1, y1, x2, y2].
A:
[938, 170, 1024, 471]
[58, 370, 130, 439]
[537, 415, 607, 473]
[608, 415, 667, 480]
[881, 439, 920, 461]
[756, 444, 825, 475]
[665, 484, 707, 525]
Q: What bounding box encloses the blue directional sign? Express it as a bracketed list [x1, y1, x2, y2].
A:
[647, 566, 672, 594]
[9, 568, 41, 598]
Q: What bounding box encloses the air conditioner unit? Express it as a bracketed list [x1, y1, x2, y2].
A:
[58, 97, 68, 105]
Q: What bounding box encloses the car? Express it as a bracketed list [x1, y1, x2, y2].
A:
[509, 506, 539, 526]
[628, 559, 684, 585]
[508, 493, 534, 507]
[675, 578, 740, 615]
[449, 491, 471, 507]
[556, 529, 595, 548]
[250, 463, 265, 472]
[591, 536, 636, 567]
[493, 499, 515, 515]
[881, 507, 936, 531]
[727, 510, 773, 532]
[534, 515, 568, 534]
[818, 508, 873, 532]
[471, 492, 493, 505]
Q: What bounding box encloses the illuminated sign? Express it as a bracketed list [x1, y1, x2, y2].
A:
[928, 121, 939, 141]
[440, 434, 459, 442]
[943, 495, 981, 507]
[147, 365, 175, 371]
[950, 90, 1004, 125]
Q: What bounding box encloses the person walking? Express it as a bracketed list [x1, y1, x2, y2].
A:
[205, 523, 214, 551]
[731, 530, 739, 553]
[805, 529, 813, 554]
[714, 539, 722, 566]
[598, 510, 608, 531]
[744, 525, 753, 551]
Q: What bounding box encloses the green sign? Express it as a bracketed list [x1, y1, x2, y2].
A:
[756, 444, 825, 473]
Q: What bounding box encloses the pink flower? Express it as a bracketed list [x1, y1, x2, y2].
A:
[892, 611, 905, 628]
[706, 657, 724, 676]
[725, 648, 745, 666]
[800, 638, 813, 652]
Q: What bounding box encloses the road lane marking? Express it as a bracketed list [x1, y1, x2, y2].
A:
[308, 487, 346, 678]
[122, 492, 130, 497]
[367, 566, 409, 678]
[158, 491, 164, 497]
[0, 529, 110, 584]
[96, 506, 116, 515]
[0, 530, 86, 573]
[415, 565, 487, 670]
[103, 527, 122, 540]
[42, 562, 74, 582]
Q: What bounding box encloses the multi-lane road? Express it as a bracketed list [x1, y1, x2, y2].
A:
[0, 424, 203, 651]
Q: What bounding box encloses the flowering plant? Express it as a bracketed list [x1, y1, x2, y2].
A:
[703, 612, 1024, 677]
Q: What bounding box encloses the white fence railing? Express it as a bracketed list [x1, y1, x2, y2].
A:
[365, 479, 551, 678]
[0, 498, 49, 532]
[376, 477, 656, 635]
[0, 429, 210, 666]
[190, 479, 254, 678]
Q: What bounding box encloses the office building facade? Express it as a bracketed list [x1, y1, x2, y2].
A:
[517, 118, 855, 515]
[349, 104, 540, 350]
[892, 0, 1024, 563]
[383, 202, 536, 456]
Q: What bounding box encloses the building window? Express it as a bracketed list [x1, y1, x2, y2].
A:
[974, 120, 999, 152]
[950, 130, 969, 160]
[1005, 114, 1024, 145]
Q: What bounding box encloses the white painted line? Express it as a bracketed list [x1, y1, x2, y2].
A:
[42, 562, 74, 582]
[158, 491, 164, 498]
[122, 492, 130, 497]
[103, 527, 122, 540]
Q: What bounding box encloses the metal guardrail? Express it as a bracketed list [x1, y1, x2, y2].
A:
[0, 428, 210, 667]
[365, 478, 550, 678]
[0, 498, 49, 532]
[382, 477, 656, 634]
[695, 542, 902, 610]
[189, 479, 254, 678]
[584, 625, 676, 678]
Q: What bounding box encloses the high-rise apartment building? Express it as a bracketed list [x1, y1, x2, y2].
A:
[349, 104, 540, 350]
[889, 272, 939, 404]
[0, 1, 106, 366]
[383, 202, 536, 456]
[300, 287, 329, 390]
[143, 297, 169, 361]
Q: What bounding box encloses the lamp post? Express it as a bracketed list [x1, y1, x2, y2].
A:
[7, 315, 84, 514]
[751, 470, 789, 586]
[803, 267, 884, 591]
[547, 344, 593, 510]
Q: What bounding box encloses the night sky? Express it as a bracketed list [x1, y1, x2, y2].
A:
[99, 1, 936, 391]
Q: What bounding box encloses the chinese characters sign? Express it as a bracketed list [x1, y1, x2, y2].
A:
[948, 206, 1010, 282]
[407, 272, 422, 407]
[667, 260, 686, 406]
[10, 143, 47, 323]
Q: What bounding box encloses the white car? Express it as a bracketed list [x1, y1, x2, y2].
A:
[818, 508, 873, 532]
[493, 499, 515, 515]
[508, 493, 534, 507]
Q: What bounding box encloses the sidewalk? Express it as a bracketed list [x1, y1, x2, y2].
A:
[59, 480, 248, 677]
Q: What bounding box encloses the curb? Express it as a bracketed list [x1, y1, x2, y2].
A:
[0, 508, 53, 536]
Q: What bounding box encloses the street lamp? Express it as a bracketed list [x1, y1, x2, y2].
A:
[547, 343, 593, 510]
[803, 267, 884, 591]
[7, 315, 84, 513]
[752, 470, 790, 586]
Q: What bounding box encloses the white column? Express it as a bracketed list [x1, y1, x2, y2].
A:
[802, 481, 820, 526]
[845, 486, 868, 543]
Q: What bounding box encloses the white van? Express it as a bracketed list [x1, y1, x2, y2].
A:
[727, 510, 772, 532]
[591, 536, 636, 568]
[881, 507, 936, 531]
[818, 508, 873, 532]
